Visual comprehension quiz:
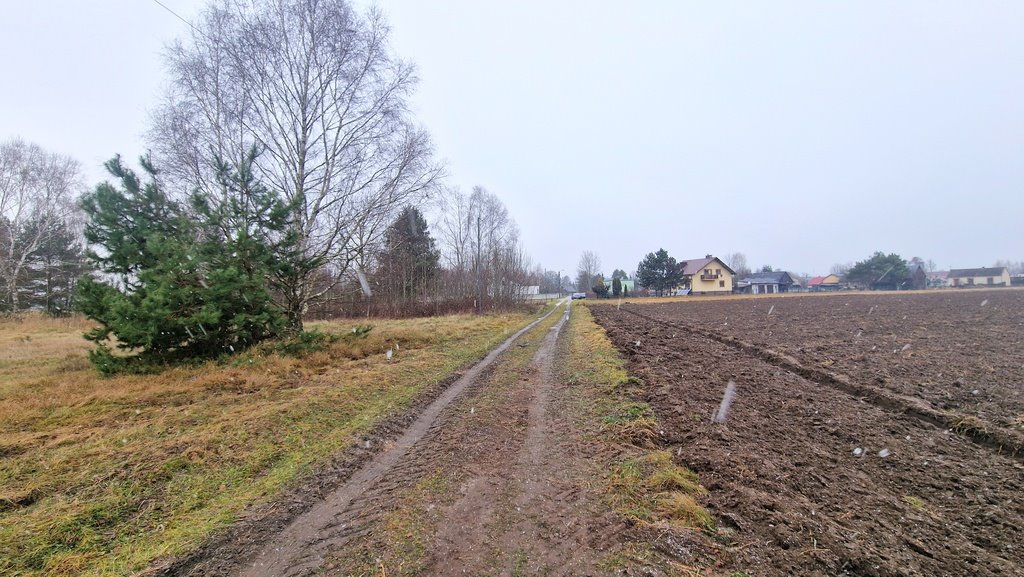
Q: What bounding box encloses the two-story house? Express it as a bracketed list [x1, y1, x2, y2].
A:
[678, 255, 734, 295]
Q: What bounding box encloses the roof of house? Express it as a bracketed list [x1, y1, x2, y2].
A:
[742, 271, 794, 285]
[809, 274, 842, 286]
[949, 267, 1008, 278]
[927, 270, 949, 279]
[679, 256, 735, 276]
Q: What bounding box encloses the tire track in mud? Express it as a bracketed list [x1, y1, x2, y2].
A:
[616, 304, 1023, 460]
[227, 301, 570, 577]
[466, 301, 608, 576]
[319, 301, 624, 576]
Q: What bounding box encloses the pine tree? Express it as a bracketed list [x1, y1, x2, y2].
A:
[612, 277, 622, 297]
[592, 276, 610, 298]
[374, 206, 440, 310]
[189, 148, 296, 346]
[18, 216, 88, 315]
[636, 248, 682, 296]
[845, 252, 909, 290]
[77, 154, 288, 373]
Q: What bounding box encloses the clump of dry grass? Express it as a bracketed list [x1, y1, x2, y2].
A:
[0, 311, 534, 576]
[607, 450, 714, 531]
[607, 416, 661, 448]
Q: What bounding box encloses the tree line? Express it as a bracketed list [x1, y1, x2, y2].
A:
[574, 246, 966, 297]
[2, 0, 544, 372]
[0, 139, 87, 315]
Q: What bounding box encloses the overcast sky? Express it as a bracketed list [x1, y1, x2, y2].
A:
[2, 1, 1021, 276]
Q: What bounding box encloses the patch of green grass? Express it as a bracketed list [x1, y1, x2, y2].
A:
[902, 495, 926, 510]
[601, 402, 651, 424]
[511, 549, 529, 576]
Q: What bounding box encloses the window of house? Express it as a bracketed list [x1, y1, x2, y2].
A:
[968, 278, 974, 285]
[719, 280, 725, 287]
[988, 277, 993, 285]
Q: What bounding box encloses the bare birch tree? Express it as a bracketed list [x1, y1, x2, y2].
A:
[0, 139, 82, 313]
[434, 187, 473, 298]
[576, 251, 602, 293]
[724, 251, 750, 278]
[150, 0, 442, 330]
[435, 186, 528, 311]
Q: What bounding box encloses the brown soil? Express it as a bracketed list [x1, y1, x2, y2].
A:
[591, 298, 1024, 577]
[615, 290, 1024, 432]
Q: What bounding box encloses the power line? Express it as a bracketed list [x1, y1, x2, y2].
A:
[148, 0, 204, 38]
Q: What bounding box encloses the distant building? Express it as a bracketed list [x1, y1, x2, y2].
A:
[807, 274, 843, 291]
[905, 263, 927, 290]
[738, 271, 795, 295]
[677, 255, 734, 295]
[926, 270, 950, 288]
[948, 267, 1011, 288]
[788, 274, 807, 292]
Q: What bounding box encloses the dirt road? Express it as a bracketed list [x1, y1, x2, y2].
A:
[168, 300, 635, 576]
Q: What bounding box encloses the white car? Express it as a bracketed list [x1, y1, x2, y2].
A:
[571, 292, 587, 299]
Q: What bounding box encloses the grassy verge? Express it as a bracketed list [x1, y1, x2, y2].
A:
[0, 311, 537, 576]
[560, 304, 714, 573]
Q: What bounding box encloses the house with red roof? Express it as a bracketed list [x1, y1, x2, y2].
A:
[807, 274, 842, 291]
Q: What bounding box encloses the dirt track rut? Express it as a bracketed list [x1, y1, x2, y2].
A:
[413, 300, 619, 576]
[233, 301, 571, 577]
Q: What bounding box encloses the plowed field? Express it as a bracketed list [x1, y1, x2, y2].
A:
[590, 290, 1024, 576]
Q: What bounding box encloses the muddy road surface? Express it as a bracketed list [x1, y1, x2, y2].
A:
[168, 301, 635, 577]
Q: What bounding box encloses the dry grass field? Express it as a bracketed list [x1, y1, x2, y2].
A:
[0, 311, 538, 576]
